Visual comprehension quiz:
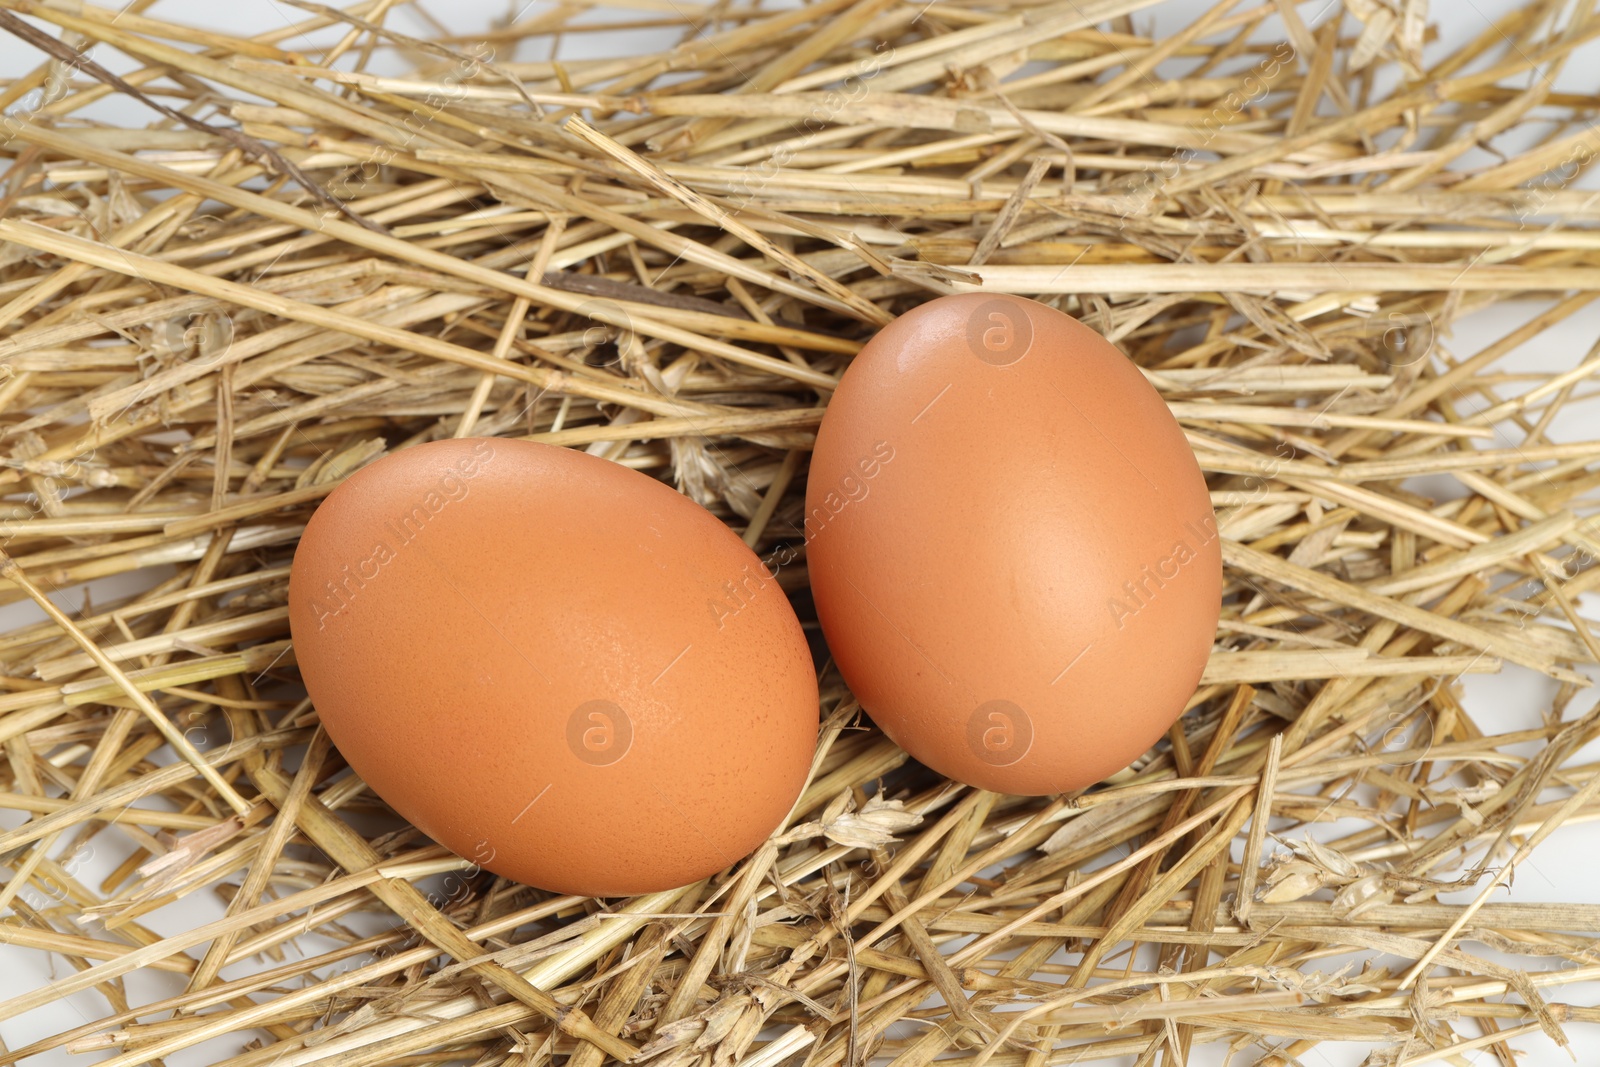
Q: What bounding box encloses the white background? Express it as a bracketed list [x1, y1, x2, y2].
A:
[2, 1, 1600, 1065]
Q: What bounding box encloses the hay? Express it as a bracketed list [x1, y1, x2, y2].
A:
[0, 0, 1598, 1064]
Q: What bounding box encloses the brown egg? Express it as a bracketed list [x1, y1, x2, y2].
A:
[289, 438, 818, 896]
[805, 294, 1219, 795]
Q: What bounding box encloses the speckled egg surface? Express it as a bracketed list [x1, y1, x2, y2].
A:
[289, 438, 818, 896]
[805, 293, 1219, 794]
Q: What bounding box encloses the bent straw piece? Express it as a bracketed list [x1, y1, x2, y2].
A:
[1222, 539, 1574, 680]
[566, 118, 891, 325]
[5, 128, 841, 389]
[241, 760, 638, 1062]
[956, 262, 1600, 293]
[1398, 762, 1600, 991]
[0, 219, 779, 412]
[3, 0, 1600, 1062]
[0, 550, 252, 815]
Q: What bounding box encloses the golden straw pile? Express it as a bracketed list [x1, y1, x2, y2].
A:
[3, 0, 1600, 1063]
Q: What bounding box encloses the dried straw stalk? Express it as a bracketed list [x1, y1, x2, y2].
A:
[1, 0, 1599, 1064]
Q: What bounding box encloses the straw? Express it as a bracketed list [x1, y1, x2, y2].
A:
[1, 0, 1599, 1063]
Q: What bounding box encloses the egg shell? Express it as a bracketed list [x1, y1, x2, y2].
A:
[805, 293, 1219, 795]
[289, 438, 818, 896]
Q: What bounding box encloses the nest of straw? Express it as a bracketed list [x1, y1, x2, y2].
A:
[1, 0, 1599, 1063]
